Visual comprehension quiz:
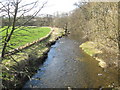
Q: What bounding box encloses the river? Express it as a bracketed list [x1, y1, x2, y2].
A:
[23, 34, 118, 88]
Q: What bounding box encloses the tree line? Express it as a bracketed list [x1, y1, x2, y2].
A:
[1, 14, 53, 27]
[54, 2, 119, 53]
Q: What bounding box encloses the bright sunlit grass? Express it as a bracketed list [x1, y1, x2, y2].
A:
[0, 26, 51, 50]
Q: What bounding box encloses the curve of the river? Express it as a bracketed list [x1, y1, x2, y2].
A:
[23, 35, 118, 88]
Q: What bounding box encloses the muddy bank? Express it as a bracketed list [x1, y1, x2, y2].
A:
[2, 27, 65, 89]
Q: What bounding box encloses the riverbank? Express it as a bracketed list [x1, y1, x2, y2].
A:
[80, 41, 106, 68]
[80, 41, 119, 69]
[1, 27, 65, 89]
[80, 41, 120, 88]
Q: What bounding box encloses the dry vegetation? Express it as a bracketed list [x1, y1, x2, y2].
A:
[68, 2, 119, 68]
[53, 2, 119, 68]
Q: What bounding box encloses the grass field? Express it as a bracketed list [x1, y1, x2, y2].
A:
[0, 26, 51, 50]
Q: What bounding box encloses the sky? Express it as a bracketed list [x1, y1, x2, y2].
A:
[24, 0, 120, 15]
[41, 0, 79, 14]
[23, 0, 79, 15]
[1, 0, 119, 17]
[0, 0, 79, 17]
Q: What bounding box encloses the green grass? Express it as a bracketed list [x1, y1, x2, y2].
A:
[80, 41, 102, 56]
[0, 26, 51, 50]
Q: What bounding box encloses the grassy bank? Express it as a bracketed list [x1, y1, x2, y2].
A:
[1, 27, 65, 89]
[80, 41, 119, 89]
[80, 41, 107, 68]
[80, 41, 102, 56]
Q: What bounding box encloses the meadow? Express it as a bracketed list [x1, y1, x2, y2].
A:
[0, 26, 51, 50]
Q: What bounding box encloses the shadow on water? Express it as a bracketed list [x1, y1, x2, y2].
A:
[23, 33, 118, 88]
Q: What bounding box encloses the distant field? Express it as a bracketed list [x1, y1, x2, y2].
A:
[0, 26, 51, 50]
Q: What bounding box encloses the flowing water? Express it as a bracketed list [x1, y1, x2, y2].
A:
[23, 34, 118, 88]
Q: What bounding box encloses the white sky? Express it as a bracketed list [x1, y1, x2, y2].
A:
[1, 0, 119, 17]
[41, 0, 79, 14]
[0, 0, 79, 17]
[36, 0, 120, 15]
[23, 0, 79, 15]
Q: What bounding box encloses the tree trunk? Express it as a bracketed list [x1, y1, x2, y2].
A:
[1, 2, 18, 58]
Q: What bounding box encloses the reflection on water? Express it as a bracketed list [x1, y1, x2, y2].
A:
[23, 34, 118, 88]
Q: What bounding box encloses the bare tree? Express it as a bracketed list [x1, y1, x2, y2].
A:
[0, 0, 47, 88]
[74, 1, 88, 8]
[0, 0, 47, 58]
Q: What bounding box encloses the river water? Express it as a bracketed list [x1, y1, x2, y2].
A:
[23, 34, 118, 88]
